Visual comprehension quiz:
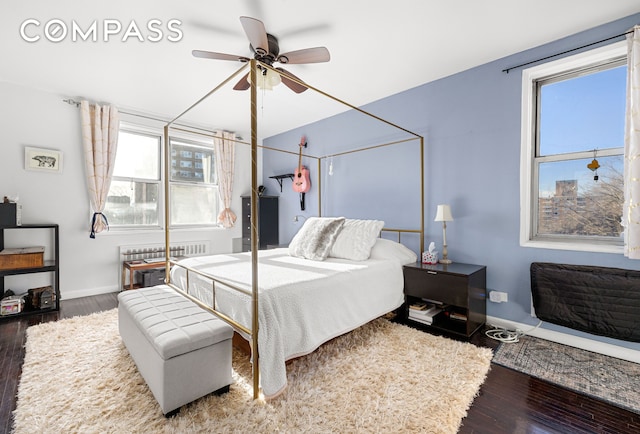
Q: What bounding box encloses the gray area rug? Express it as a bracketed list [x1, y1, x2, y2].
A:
[14, 309, 492, 433]
[493, 335, 640, 414]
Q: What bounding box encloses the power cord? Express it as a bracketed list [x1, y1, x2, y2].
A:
[485, 320, 542, 343]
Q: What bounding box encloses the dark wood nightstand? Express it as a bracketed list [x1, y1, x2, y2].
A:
[402, 262, 486, 338]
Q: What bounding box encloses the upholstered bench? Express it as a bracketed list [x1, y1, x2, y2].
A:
[118, 285, 233, 416]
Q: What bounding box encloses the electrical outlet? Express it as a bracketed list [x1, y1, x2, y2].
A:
[489, 291, 508, 303]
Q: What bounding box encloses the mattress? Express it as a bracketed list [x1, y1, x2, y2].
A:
[170, 248, 406, 398]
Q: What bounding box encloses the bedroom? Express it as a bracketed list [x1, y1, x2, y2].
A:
[2, 1, 640, 432]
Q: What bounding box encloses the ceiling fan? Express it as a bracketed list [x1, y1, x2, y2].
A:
[192, 16, 330, 93]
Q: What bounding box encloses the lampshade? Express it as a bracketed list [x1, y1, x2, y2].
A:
[434, 204, 453, 222]
[249, 66, 282, 90]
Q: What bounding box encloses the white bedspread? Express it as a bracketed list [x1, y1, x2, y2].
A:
[170, 248, 405, 398]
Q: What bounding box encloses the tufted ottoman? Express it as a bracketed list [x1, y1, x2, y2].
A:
[118, 285, 233, 416]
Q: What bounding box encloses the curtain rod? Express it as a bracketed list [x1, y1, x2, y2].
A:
[62, 98, 223, 136]
[63, 98, 169, 122]
[502, 29, 634, 73]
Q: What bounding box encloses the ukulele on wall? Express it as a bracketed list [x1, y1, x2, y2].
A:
[293, 136, 310, 210]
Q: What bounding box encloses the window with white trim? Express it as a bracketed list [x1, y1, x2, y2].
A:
[520, 42, 626, 252]
[103, 126, 219, 229]
[105, 128, 161, 228]
[169, 138, 218, 226]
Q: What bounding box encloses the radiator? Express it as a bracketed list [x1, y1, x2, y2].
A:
[119, 241, 211, 263]
[530, 262, 640, 343]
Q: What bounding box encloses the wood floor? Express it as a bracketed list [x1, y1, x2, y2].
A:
[0, 293, 638, 433]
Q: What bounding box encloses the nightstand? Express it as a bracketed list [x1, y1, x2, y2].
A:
[402, 262, 486, 338]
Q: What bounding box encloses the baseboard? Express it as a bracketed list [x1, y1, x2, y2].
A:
[487, 315, 640, 364]
[62, 285, 119, 300]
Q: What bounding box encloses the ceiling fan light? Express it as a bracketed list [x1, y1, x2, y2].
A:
[266, 68, 282, 87]
[248, 67, 281, 91]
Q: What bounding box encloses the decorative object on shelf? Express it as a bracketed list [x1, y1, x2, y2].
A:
[0, 247, 44, 270]
[3, 194, 18, 203]
[24, 147, 63, 173]
[434, 204, 454, 264]
[1, 296, 24, 315]
[0, 196, 22, 227]
[587, 149, 600, 181]
[421, 241, 439, 264]
[26, 286, 54, 310]
[258, 185, 266, 196]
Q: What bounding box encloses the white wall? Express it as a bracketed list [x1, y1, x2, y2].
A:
[0, 81, 250, 300]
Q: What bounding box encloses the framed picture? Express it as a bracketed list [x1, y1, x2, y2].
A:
[24, 147, 64, 173]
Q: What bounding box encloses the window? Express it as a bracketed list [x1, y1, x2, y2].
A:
[169, 139, 218, 226]
[104, 129, 161, 227]
[103, 126, 220, 229]
[520, 42, 626, 252]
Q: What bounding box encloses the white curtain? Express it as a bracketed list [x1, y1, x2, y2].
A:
[624, 26, 640, 258]
[214, 131, 237, 228]
[80, 101, 120, 238]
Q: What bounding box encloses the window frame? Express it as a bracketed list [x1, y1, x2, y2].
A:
[168, 136, 220, 228]
[520, 41, 626, 253]
[106, 123, 164, 230]
[102, 122, 222, 232]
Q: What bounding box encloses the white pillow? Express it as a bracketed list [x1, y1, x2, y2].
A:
[289, 217, 346, 261]
[369, 238, 418, 265]
[329, 219, 385, 261]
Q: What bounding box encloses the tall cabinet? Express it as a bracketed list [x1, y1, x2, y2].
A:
[241, 196, 279, 251]
[0, 224, 60, 317]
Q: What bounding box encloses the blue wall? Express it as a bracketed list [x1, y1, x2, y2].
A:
[263, 13, 640, 350]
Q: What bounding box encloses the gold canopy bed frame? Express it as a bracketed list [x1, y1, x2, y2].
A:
[162, 59, 424, 400]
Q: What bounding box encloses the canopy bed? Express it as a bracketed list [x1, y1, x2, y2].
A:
[161, 59, 424, 399]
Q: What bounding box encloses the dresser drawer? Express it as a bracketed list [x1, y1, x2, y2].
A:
[240, 195, 279, 250]
[241, 200, 251, 236]
[403, 267, 468, 306]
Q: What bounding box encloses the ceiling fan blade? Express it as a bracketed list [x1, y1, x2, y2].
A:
[239, 16, 269, 56]
[277, 68, 308, 93]
[277, 47, 330, 64]
[233, 72, 251, 91]
[192, 50, 249, 62]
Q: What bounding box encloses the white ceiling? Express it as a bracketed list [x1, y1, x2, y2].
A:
[2, 1, 639, 139]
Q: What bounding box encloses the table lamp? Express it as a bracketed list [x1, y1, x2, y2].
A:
[434, 204, 453, 264]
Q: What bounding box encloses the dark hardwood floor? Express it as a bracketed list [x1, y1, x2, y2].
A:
[0, 293, 119, 434]
[0, 294, 638, 433]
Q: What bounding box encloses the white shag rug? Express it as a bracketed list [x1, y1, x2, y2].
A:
[13, 309, 492, 434]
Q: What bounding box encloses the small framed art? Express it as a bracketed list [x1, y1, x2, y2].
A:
[24, 147, 64, 173]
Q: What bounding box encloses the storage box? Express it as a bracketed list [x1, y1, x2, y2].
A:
[139, 269, 166, 287]
[0, 203, 22, 227]
[26, 286, 54, 310]
[0, 246, 44, 270]
[1, 296, 24, 315]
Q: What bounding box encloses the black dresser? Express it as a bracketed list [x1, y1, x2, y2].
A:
[241, 195, 279, 251]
